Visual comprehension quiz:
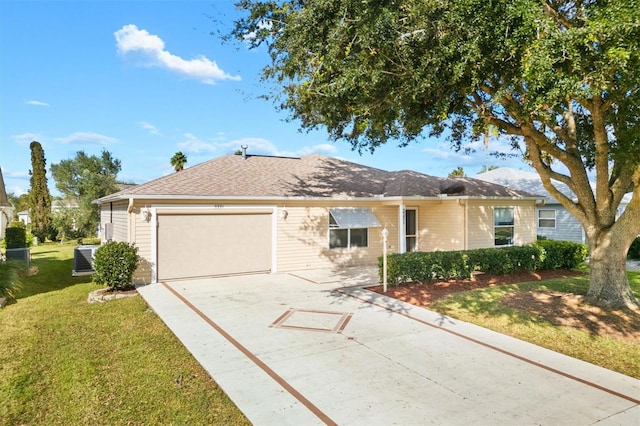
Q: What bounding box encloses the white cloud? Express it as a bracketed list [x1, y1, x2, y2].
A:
[114, 24, 241, 84]
[4, 170, 30, 180]
[177, 133, 217, 154]
[55, 132, 118, 145]
[222, 138, 337, 157]
[176, 134, 337, 158]
[25, 100, 50, 107]
[8, 185, 29, 196]
[11, 133, 43, 144]
[138, 121, 162, 136]
[222, 137, 279, 155]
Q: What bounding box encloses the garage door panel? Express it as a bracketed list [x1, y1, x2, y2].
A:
[158, 212, 272, 280]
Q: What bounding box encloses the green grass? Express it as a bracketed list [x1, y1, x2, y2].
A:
[430, 270, 640, 379]
[0, 242, 250, 425]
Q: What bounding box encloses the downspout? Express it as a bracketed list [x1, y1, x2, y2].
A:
[459, 199, 468, 250]
[127, 198, 134, 243]
[398, 204, 406, 253]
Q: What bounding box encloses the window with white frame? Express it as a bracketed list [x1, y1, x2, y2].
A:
[494, 207, 514, 246]
[328, 208, 380, 249]
[405, 208, 418, 252]
[538, 209, 556, 228]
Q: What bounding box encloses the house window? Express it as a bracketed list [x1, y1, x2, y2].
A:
[405, 208, 417, 252]
[328, 208, 380, 249]
[494, 207, 514, 246]
[538, 209, 556, 228]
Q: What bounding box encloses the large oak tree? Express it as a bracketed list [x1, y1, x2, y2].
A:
[233, 0, 640, 307]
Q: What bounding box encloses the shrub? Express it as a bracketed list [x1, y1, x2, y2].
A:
[379, 245, 546, 285]
[628, 236, 640, 260]
[92, 241, 140, 291]
[9, 220, 26, 229]
[534, 239, 588, 270]
[0, 259, 26, 299]
[5, 227, 27, 249]
[388, 250, 473, 283]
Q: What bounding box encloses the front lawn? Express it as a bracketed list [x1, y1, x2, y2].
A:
[0, 242, 250, 425]
[429, 271, 640, 379]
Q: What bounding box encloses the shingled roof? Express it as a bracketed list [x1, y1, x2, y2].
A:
[97, 154, 538, 202]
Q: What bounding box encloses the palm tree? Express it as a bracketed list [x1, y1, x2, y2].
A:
[448, 166, 466, 178]
[170, 151, 187, 172]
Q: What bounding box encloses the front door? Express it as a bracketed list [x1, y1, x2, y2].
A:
[405, 208, 417, 252]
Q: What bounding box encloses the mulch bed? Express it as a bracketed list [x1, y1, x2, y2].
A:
[368, 269, 584, 305]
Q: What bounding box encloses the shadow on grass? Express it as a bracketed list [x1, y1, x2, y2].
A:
[433, 273, 640, 344]
[15, 247, 95, 300]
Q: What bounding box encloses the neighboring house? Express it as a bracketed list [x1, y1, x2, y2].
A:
[96, 153, 542, 284]
[475, 167, 631, 244]
[0, 168, 14, 240]
[17, 199, 80, 226]
[17, 210, 31, 226]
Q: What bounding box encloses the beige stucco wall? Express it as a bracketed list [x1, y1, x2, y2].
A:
[129, 203, 153, 284]
[406, 200, 466, 252]
[466, 199, 537, 249]
[276, 202, 398, 272]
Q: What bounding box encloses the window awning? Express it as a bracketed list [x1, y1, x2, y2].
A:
[329, 208, 381, 228]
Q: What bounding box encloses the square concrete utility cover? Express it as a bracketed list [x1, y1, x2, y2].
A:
[270, 308, 353, 333]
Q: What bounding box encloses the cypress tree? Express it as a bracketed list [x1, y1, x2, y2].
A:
[28, 141, 52, 242]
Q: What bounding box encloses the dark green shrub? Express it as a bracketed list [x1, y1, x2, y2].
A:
[628, 236, 640, 260]
[503, 245, 543, 272]
[46, 225, 59, 243]
[379, 245, 546, 285]
[92, 241, 140, 290]
[5, 227, 27, 249]
[534, 239, 587, 269]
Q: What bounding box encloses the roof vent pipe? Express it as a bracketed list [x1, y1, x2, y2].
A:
[241, 145, 248, 160]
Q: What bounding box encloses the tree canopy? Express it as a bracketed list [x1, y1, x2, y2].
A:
[234, 0, 640, 307]
[448, 167, 466, 178]
[50, 150, 122, 237]
[7, 192, 30, 218]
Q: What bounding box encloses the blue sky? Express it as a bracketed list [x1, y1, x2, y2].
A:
[1, 0, 523, 197]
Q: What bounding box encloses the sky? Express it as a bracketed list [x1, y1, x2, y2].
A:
[0, 0, 526, 197]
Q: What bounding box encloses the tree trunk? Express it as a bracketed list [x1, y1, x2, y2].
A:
[586, 229, 638, 308]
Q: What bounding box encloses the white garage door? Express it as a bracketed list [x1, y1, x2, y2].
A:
[157, 209, 272, 281]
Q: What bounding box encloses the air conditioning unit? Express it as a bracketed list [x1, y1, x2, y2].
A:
[5, 248, 30, 267]
[73, 245, 98, 276]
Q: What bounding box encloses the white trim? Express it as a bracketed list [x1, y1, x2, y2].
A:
[399, 205, 406, 253]
[493, 206, 515, 247]
[405, 208, 418, 252]
[272, 208, 278, 273]
[151, 207, 157, 283]
[97, 194, 544, 204]
[537, 208, 557, 229]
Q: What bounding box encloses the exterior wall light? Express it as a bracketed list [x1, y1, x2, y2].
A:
[141, 207, 152, 222]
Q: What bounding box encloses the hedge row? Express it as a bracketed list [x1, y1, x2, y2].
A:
[5, 227, 27, 249]
[378, 240, 587, 285]
[535, 239, 588, 270]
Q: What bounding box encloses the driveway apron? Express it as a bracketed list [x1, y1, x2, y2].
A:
[137, 271, 640, 425]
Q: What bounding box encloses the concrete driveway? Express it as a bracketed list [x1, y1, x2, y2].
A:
[138, 269, 640, 425]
